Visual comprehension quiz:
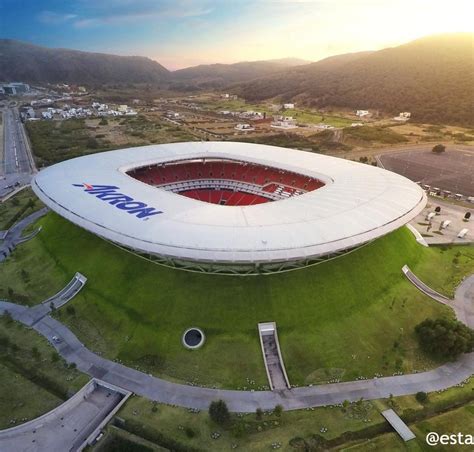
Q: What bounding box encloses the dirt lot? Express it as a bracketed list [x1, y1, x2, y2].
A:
[379, 146, 474, 196]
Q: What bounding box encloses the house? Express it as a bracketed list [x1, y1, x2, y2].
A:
[283, 103, 295, 109]
[271, 116, 297, 129]
[393, 112, 411, 121]
[356, 110, 370, 117]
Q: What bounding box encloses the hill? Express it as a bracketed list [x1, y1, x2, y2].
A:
[0, 39, 170, 85]
[234, 33, 474, 126]
[171, 57, 310, 89]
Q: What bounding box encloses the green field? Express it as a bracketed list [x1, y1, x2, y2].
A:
[343, 126, 409, 145]
[0, 187, 44, 231]
[281, 108, 353, 128]
[25, 116, 197, 166]
[1, 211, 473, 390]
[0, 317, 88, 429]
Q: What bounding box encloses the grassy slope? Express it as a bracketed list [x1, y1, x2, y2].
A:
[1, 213, 472, 389]
[0, 186, 44, 231]
[0, 317, 89, 429]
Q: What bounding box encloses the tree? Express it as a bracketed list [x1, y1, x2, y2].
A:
[209, 400, 230, 426]
[464, 212, 471, 221]
[256, 407, 263, 420]
[415, 318, 474, 359]
[432, 144, 446, 154]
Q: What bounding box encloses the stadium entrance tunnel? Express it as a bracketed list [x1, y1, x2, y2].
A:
[182, 328, 205, 349]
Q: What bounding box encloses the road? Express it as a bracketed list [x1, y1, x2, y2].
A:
[0, 107, 36, 198]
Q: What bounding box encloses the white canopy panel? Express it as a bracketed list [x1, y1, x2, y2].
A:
[32, 142, 426, 266]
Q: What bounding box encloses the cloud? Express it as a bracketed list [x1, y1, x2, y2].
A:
[37, 11, 77, 25]
[71, 0, 213, 28]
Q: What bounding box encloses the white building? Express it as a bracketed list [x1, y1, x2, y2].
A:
[271, 116, 297, 129]
[283, 103, 295, 109]
[393, 112, 411, 121]
[356, 110, 370, 117]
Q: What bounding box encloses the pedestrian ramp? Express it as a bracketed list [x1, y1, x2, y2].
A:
[258, 322, 291, 391]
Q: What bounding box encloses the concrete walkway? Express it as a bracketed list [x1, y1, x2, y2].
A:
[0, 207, 48, 262]
[1, 274, 473, 412]
[402, 265, 452, 304]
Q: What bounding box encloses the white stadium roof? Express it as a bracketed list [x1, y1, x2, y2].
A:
[32, 142, 426, 273]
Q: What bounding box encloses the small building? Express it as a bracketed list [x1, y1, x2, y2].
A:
[271, 116, 297, 129]
[393, 112, 411, 121]
[235, 123, 255, 132]
[356, 110, 370, 117]
[283, 103, 295, 109]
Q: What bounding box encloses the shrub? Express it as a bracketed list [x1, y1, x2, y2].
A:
[432, 144, 446, 153]
[416, 391, 428, 403]
[209, 400, 230, 426]
[256, 407, 263, 420]
[415, 318, 474, 359]
[274, 404, 283, 417]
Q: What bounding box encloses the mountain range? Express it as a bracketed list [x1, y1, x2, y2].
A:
[233, 33, 473, 125]
[0, 33, 472, 125]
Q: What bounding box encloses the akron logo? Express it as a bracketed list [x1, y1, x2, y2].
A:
[73, 183, 163, 219]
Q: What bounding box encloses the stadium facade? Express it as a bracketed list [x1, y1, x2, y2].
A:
[32, 142, 426, 274]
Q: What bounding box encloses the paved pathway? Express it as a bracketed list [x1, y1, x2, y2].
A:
[402, 265, 452, 304]
[0, 207, 48, 262]
[1, 274, 473, 412]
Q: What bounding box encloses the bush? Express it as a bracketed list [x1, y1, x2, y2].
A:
[274, 404, 283, 417]
[416, 391, 428, 403]
[415, 318, 474, 359]
[209, 400, 230, 426]
[432, 144, 446, 153]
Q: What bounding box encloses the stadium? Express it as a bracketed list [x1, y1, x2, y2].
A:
[31, 141, 426, 274]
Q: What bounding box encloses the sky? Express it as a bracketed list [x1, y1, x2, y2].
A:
[0, 0, 472, 70]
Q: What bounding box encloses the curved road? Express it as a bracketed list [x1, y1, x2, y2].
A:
[0, 207, 48, 262]
[0, 274, 473, 412]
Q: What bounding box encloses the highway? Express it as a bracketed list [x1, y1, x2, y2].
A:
[0, 107, 36, 198]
